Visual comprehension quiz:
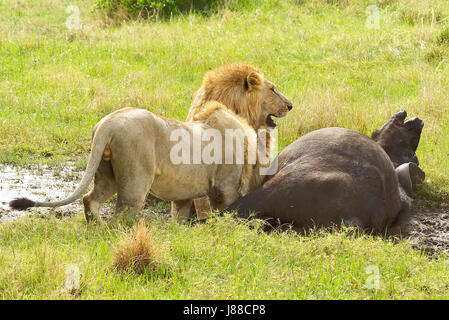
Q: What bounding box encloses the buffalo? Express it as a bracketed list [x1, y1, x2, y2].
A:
[227, 110, 425, 234]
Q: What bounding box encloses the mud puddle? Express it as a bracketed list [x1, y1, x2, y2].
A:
[0, 164, 85, 221]
[0, 164, 169, 222]
[0, 165, 448, 253]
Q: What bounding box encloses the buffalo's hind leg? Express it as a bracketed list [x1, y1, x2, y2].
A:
[83, 160, 117, 222]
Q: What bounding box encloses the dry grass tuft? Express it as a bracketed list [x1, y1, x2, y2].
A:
[112, 219, 163, 274]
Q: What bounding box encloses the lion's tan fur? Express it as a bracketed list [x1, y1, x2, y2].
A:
[12, 64, 291, 224]
[10, 101, 267, 223]
[184, 63, 293, 220]
[70, 101, 271, 223]
[188, 64, 263, 128]
[192, 101, 263, 195]
[193, 100, 252, 132]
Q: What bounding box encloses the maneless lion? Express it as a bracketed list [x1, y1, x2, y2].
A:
[9, 101, 267, 222]
[180, 63, 294, 220]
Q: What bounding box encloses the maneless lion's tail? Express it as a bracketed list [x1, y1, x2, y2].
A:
[9, 122, 112, 211]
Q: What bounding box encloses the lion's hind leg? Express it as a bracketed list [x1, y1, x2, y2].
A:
[83, 160, 117, 222]
[114, 164, 154, 222]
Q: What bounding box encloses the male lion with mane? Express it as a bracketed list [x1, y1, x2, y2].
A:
[180, 63, 294, 220]
[10, 102, 267, 222]
[187, 63, 293, 129]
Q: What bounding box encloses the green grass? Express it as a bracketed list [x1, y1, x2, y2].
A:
[1, 0, 449, 195]
[0, 213, 448, 299]
[1, 0, 449, 299]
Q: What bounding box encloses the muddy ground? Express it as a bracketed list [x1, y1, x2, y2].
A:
[1, 164, 448, 254]
[401, 206, 449, 255]
[0, 164, 85, 220]
[0, 164, 168, 221]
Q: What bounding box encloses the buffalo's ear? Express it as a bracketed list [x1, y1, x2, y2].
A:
[393, 110, 407, 123]
[244, 72, 263, 91]
[405, 117, 424, 151]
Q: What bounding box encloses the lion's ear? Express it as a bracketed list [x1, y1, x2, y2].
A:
[244, 72, 263, 91]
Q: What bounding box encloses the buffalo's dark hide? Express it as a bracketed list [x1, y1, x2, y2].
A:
[227, 111, 424, 233]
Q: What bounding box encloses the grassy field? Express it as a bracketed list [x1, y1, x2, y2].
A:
[1, 213, 448, 299]
[1, 0, 449, 299]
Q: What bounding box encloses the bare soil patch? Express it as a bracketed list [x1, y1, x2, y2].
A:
[402, 205, 449, 254]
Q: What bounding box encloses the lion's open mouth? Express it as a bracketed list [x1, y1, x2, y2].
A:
[266, 114, 278, 128]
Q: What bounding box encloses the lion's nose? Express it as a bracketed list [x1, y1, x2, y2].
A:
[287, 104, 293, 111]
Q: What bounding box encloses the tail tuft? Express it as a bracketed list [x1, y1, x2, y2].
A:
[9, 198, 35, 210]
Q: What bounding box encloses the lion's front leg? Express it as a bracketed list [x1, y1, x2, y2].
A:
[193, 197, 211, 220]
[172, 200, 194, 223]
